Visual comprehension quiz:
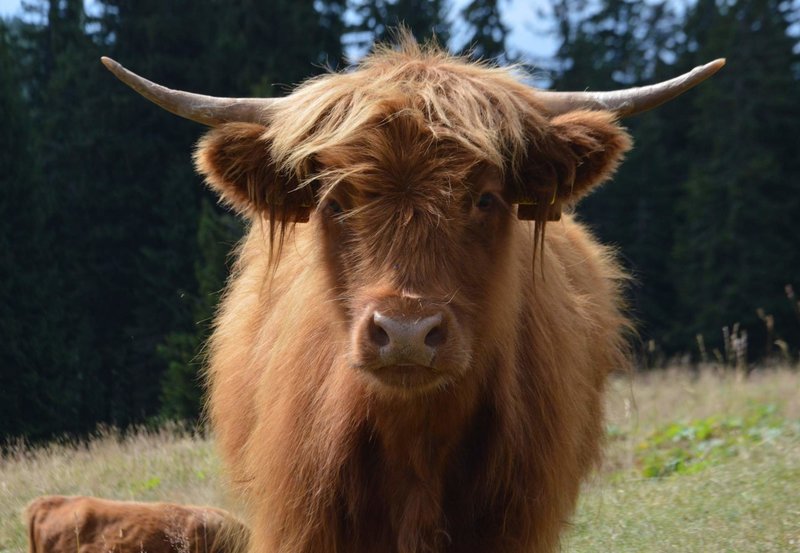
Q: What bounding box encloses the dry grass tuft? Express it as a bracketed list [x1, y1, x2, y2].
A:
[0, 425, 235, 552]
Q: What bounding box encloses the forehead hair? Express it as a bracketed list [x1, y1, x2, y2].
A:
[264, 37, 550, 191]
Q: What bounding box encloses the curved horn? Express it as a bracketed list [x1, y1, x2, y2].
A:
[101, 57, 280, 126]
[538, 59, 726, 117]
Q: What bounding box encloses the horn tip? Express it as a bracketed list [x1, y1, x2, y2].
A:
[100, 56, 122, 74]
[706, 58, 726, 73]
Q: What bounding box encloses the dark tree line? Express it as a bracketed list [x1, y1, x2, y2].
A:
[1, 0, 797, 440]
[548, 0, 800, 364]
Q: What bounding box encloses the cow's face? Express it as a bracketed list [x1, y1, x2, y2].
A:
[310, 114, 517, 393]
[195, 104, 630, 396]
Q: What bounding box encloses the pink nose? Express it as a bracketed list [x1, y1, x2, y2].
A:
[368, 311, 446, 367]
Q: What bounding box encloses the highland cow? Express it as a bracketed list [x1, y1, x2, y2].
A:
[25, 495, 247, 553]
[103, 38, 723, 553]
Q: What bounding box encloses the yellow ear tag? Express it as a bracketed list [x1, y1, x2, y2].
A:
[515, 183, 561, 221]
[516, 202, 562, 221]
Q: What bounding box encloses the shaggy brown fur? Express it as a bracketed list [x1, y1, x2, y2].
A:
[199, 38, 631, 553]
[25, 496, 248, 553]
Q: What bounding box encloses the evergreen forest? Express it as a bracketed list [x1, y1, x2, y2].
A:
[1, 0, 799, 440]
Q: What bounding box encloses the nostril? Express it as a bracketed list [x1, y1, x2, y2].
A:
[369, 315, 391, 347]
[424, 324, 446, 348]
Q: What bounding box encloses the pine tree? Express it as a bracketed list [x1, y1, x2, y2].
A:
[213, 0, 346, 97]
[155, 0, 346, 421]
[350, 0, 451, 49]
[0, 20, 48, 437]
[1, 2, 103, 438]
[460, 0, 509, 61]
[674, 0, 800, 358]
[159, 201, 241, 421]
[548, 0, 687, 356]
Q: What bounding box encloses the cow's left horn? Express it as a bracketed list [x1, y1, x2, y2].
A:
[101, 57, 279, 126]
[537, 59, 726, 117]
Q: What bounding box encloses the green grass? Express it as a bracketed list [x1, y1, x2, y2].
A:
[1, 368, 798, 552]
[566, 368, 800, 552]
[566, 442, 800, 552]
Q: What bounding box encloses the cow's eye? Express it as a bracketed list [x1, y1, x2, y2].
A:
[325, 199, 343, 216]
[476, 193, 495, 211]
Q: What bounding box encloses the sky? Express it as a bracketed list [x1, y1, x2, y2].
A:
[0, 0, 560, 65]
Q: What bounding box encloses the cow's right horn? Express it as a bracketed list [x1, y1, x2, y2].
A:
[101, 57, 279, 126]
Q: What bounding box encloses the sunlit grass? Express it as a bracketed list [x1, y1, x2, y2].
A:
[566, 438, 800, 552]
[0, 424, 234, 552]
[1, 368, 797, 552]
[566, 367, 800, 552]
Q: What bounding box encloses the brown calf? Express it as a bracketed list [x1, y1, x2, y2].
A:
[25, 496, 246, 553]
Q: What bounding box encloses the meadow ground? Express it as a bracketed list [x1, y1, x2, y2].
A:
[1, 367, 798, 552]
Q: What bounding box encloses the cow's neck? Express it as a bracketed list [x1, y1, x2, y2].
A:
[364, 380, 483, 553]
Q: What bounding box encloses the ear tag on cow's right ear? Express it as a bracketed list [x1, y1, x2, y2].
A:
[263, 203, 312, 223]
[516, 202, 562, 221]
[513, 183, 562, 221]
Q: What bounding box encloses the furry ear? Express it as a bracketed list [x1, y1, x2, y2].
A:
[515, 110, 632, 221]
[194, 122, 313, 221]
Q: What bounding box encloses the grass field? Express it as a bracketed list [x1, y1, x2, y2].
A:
[1, 368, 798, 552]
